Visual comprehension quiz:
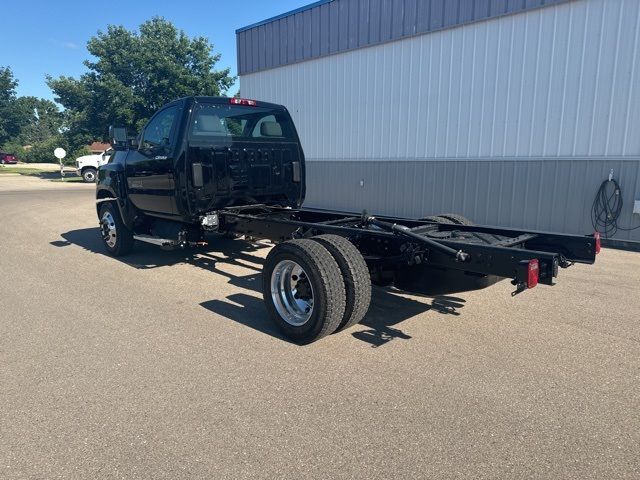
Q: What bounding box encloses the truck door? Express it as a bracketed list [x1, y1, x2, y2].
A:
[125, 105, 179, 215]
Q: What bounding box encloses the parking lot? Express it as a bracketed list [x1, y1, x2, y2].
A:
[1, 174, 639, 479]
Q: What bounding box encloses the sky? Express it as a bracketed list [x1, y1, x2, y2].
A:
[0, 0, 312, 101]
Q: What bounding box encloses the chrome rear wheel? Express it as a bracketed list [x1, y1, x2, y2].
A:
[270, 260, 314, 326]
[263, 239, 346, 344]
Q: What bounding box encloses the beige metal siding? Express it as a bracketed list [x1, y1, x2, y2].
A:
[241, 0, 640, 240]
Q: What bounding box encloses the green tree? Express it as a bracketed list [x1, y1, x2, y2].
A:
[0, 66, 20, 144]
[0, 67, 68, 163]
[0, 66, 17, 101]
[47, 17, 235, 141]
[10, 96, 63, 145]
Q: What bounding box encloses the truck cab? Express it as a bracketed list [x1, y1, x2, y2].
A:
[97, 96, 305, 250]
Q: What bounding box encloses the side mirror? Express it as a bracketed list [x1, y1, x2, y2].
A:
[129, 137, 139, 149]
[109, 125, 127, 145]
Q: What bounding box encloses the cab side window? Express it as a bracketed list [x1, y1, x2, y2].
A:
[142, 106, 178, 149]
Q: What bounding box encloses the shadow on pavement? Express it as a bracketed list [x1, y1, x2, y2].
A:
[200, 287, 466, 347]
[13, 170, 81, 180]
[200, 293, 288, 342]
[54, 227, 268, 274]
[353, 289, 465, 347]
[56, 227, 466, 346]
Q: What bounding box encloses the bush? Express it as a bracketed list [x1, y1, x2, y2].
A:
[2, 137, 90, 165]
[21, 137, 63, 163]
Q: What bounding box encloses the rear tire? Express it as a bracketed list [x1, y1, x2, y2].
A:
[420, 215, 455, 224]
[437, 213, 473, 225]
[99, 203, 134, 256]
[82, 168, 97, 183]
[263, 239, 346, 344]
[311, 235, 371, 331]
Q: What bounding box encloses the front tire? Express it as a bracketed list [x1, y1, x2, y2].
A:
[82, 168, 97, 183]
[263, 239, 346, 344]
[99, 203, 134, 256]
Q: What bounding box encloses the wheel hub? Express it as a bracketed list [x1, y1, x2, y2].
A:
[270, 260, 314, 326]
[100, 211, 117, 248]
[294, 274, 312, 300]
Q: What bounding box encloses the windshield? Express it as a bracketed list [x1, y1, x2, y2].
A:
[189, 103, 297, 142]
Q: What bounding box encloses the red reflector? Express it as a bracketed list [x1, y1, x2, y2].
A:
[527, 259, 539, 289]
[230, 98, 257, 106]
[594, 231, 601, 254]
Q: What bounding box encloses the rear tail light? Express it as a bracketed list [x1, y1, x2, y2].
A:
[230, 98, 257, 106]
[594, 231, 601, 254]
[527, 259, 539, 289]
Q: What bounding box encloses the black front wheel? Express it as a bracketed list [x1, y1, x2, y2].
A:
[99, 203, 134, 256]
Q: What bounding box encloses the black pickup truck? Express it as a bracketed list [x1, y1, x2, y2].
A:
[97, 96, 599, 344]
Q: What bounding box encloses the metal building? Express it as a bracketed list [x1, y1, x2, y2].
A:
[236, 0, 640, 243]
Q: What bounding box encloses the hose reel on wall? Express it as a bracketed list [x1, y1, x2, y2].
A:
[591, 170, 640, 238]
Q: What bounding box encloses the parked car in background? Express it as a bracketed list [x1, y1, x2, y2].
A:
[0, 152, 18, 164]
[75, 149, 112, 182]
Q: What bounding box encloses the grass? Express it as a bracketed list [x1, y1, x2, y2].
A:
[0, 166, 52, 175]
[0, 165, 75, 176]
[0, 165, 82, 181]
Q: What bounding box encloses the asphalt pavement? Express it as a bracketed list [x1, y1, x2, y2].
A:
[1, 175, 638, 479]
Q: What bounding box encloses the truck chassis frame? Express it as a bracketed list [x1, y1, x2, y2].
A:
[99, 199, 599, 344]
[213, 205, 598, 295]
